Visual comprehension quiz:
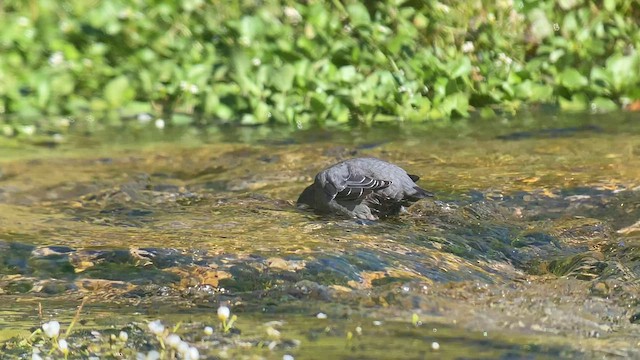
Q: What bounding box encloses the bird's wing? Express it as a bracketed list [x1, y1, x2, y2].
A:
[408, 174, 420, 182]
[334, 175, 391, 201]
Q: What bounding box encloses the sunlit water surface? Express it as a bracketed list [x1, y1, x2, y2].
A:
[1, 112, 640, 359]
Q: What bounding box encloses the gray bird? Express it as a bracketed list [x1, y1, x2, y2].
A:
[297, 157, 433, 220]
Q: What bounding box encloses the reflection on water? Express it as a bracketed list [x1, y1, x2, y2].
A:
[1, 111, 640, 358]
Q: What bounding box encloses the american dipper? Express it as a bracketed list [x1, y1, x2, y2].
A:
[297, 157, 433, 220]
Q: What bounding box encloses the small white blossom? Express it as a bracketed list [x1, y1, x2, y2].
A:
[48, 52, 65, 67]
[177, 341, 190, 355]
[166, 334, 181, 348]
[462, 41, 475, 53]
[32, 352, 43, 360]
[148, 320, 165, 336]
[283, 6, 302, 24]
[203, 326, 214, 335]
[217, 306, 230, 322]
[154, 119, 165, 129]
[58, 339, 69, 353]
[187, 347, 200, 360]
[498, 53, 513, 66]
[189, 84, 199, 94]
[431, 341, 440, 350]
[251, 57, 261, 66]
[316, 312, 327, 319]
[42, 321, 60, 338]
[283, 355, 295, 360]
[119, 331, 128, 342]
[146, 350, 161, 360]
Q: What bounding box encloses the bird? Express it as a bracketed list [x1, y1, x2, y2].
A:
[297, 157, 433, 220]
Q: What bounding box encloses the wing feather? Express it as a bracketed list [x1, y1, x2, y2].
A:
[335, 175, 391, 201]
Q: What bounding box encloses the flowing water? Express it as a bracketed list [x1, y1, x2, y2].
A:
[1, 112, 640, 359]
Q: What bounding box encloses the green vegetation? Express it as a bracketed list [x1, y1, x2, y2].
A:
[0, 0, 639, 134]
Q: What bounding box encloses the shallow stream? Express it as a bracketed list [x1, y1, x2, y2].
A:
[1, 112, 640, 359]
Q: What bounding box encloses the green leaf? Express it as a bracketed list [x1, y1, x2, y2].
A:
[172, 113, 193, 125]
[590, 97, 618, 112]
[36, 78, 51, 109]
[214, 104, 233, 120]
[253, 101, 270, 123]
[338, 65, 358, 83]
[104, 76, 134, 107]
[50, 74, 75, 96]
[439, 92, 469, 117]
[558, 68, 588, 90]
[346, 3, 371, 27]
[604, 0, 616, 12]
[606, 54, 638, 91]
[271, 64, 295, 92]
[559, 94, 588, 111]
[449, 57, 472, 79]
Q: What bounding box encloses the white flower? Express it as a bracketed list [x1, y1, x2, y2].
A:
[48, 52, 65, 67]
[146, 350, 161, 360]
[58, 339, 69, 354]
[431, 341, 440, 350]
[189, 84, 199, 94]
[203, 326, 214, 335]
[498, 53, 513, 66]
[217, 306, 230, 322]
[283, 355, 295, 360]
[154, 119, 165, 129]
[166, 334, 181, 348]
[188, 347, 200, 360]
[316, 312, 327, 319]
[177, 341, 190, 355]
[137, 113, 152, 124]
[148, 320, 165, 336]
[462, 41, 475, 53]
[31, 352, 43, 360]
[283, 7, 302, 23]
[119, 331, 128, 342]
[42, 321, 60, 338]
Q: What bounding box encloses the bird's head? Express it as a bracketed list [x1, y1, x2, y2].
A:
[296, 184, 316, 209]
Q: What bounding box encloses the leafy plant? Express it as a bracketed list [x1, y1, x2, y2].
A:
[0, 0, 639, 135]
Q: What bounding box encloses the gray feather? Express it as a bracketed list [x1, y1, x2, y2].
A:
[296, 157, 434, 220]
